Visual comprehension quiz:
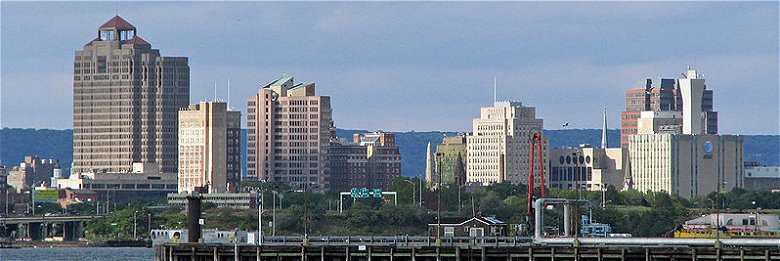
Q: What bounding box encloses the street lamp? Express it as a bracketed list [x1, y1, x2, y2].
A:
[402, 179, 416, 206]
[255, 189, 263, 245]
[133, 210, 138, 239]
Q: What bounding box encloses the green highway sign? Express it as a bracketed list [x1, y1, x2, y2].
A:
[350, 188, 383, 198]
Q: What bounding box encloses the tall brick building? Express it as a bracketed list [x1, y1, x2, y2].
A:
[328, 133, 401, 191]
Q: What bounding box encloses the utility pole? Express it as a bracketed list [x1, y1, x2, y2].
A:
[436, 161, 442, 246]
[419, 175, 423, 207]
[272, 191, 276, 236]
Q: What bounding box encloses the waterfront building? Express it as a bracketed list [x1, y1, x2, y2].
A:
[466, 101, 547, 185]
[427, 215, 508, 237]
[246, 76, 333, 190]
[744, 163, 780, 191]
[7, 156, 60, 191]
[620, 69, 717, 148]
[328, 132, 401, 191]
[72, 16, 189, 174]
[178, 102, 241, 193]
[432, 135, 467, 187]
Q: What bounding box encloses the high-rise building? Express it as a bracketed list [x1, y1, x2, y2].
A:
[72, 16, 189, 174]
[619, 70, 717, 148]
[466, 101, 547, 185]
[178, 102, 241, 193]
[328, 132, 401, 191]
[625, 68, 742, 198]
[246, 76, 333, 190]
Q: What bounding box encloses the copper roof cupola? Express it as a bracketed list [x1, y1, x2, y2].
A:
[98, 15, 137, 41]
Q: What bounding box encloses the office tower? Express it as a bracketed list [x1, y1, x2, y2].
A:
[328, 132, 401, 191]
[72, 16, 189, 174]
[246, 76, 333, 190]
[178, 102, 241, 193]
[619, 70, 717, 148]
[466, 101, 546, 185]
[626, 68, 742, 197]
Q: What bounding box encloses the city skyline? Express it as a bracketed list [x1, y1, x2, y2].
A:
[2, 2, 778, 134]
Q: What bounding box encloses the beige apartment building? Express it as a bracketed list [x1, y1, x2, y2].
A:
[72, 16, 189, 174]
[246, 76, 333, 190]
[466, 101, 547, 185]
[178, 102, 241, 193]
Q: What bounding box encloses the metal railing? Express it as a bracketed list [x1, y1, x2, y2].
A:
[255, 235, 533, 247]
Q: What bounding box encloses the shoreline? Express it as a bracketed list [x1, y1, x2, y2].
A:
[3, 240, 151, 248]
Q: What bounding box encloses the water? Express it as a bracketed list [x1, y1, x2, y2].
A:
[0, 247, 153, 261]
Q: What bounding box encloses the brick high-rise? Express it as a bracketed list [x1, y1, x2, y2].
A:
[619, 71, 717, 148]
[246, 76, 333, 190]
[72, 16, 189, 174]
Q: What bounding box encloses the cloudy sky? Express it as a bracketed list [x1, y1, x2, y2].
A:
[2, 2, 778, 134]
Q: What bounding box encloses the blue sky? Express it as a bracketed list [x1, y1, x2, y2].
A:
[2, 2, 778, 134]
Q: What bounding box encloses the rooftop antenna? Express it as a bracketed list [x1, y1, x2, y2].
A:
[601, 106, 609, 149]
[227, 79, 231, 109]
[214, 82, 217, 102]
[493, 76, 497, 104]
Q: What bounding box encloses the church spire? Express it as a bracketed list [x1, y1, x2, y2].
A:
[425, 142, 435, 186]
[601, 106, 608, 149]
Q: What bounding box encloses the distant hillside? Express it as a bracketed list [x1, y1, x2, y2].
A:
[2, 128, 778, 178]
[0, 128, 73, 169]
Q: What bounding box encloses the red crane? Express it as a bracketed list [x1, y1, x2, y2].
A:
[527, 132, 545, 213]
